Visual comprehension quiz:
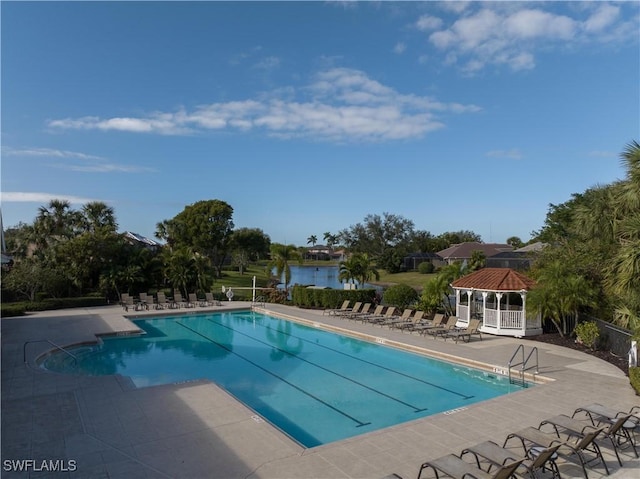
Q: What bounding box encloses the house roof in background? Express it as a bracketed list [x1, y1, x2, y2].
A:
[451, 267, 536, 291]
[437, 242, 513, 260]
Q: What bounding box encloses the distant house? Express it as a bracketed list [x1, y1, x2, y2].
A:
[123, 231, 161, 251]
[485, 242, 546, 270]
[436, 242, 513, 265]
[403, 252, 443, 271]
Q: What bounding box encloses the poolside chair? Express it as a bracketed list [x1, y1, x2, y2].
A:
[462, 440, 561, 479]
[324, 300, 350, 316]
[541, 413, 637, 466]
[418, 453, 523, 479]
[411, 313, 445, 334]
[380, 308, 413, 328]
[120, 293, 136, 311]
[573, 403, 639, 452]
[366, 306, 397, 324]
[394, 311, 426, 331]
[444, 319, 483, 343]
[422, 315, 458, 338]
[338, 301, 362, 318]
[205, 292, 222, 306]
[504, 425, 607, 479]
[173, 292, 187, 308]
[188, 293, 199, 308]
[156, 292, 169, 309]
[346, 302, 372, 320]
[353, 304, 384, 322]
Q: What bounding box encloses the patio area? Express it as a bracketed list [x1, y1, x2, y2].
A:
[2, 303, 638, 478]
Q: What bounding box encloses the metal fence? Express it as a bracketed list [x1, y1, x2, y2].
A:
[583, 315, 632, 358]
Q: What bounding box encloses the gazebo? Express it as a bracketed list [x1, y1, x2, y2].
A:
[451, 268, 542, 337]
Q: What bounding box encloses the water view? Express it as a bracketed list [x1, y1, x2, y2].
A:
[274, 265, 365, 289]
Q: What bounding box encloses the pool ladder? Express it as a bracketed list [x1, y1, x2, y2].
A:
[507, 344, 538, 387]
[23, 339, 78, 367]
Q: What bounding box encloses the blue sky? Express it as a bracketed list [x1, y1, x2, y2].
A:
[2, 1, 639, 247]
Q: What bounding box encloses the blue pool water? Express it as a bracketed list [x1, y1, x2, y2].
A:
[42, 311, 528, 447]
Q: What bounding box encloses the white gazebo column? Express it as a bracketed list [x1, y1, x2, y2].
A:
[520, 290, 527, 335]
[495, 292, 503, 333]
[466, 290, 473, 323]
[455, 289, 461, 318]
[481, 291, 488, 328]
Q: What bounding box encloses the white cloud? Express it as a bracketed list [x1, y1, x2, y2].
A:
[2, 146, 155, 173]
[393, 42, 406, 54]
[2, 146, 104, 161]
[486, 149, 523, 160]
[583, 4, 619, 33]
[415, 15, 443, 32]
[253, 56, 281, 70]
[425, 2, 636, 74]
[0, 192, 99, 204]
[48, 68, 481, 143]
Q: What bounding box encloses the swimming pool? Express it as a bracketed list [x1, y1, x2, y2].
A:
[42, 311, 529, 447]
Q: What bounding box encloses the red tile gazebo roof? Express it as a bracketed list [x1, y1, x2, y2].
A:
[451, 268, 536, 291]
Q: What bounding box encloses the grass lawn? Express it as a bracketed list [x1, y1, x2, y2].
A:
[373, 270, 435, 291]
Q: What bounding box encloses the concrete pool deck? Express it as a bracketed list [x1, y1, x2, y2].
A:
[1, 303, 638, 478]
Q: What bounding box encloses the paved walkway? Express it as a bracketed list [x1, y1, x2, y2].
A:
[2, 303, 638, 478]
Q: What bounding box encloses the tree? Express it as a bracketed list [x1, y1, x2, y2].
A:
[323, 232, 338, 250]
[527, 260, 598, 336]
[339, 253, 379, 288]
[468, 250, 486, 272]
[33, 199, 80, 250]
[157, 200, 234, 278]
[230, 228, 271, 262]
[268, 243, 302, 291]
[506, 236, 524, 248]
[419, 262, 467, 315]
[338, 213, 415, 272]
[80, 201, 117, 233]
[307, 235, 317, 246]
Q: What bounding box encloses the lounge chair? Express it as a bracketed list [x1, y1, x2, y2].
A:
[339, 302, 362, 318]
[411, 313, 445, 334]
[366, 306, 397, 324]
[173, 292, 188, 308]
[324, 300, 351, 316]
[379, 308, 413, 328]
[444, 319, 483, 343]
[573, 404, 639, 452]
[394, 311, 426, 331]
[156, 292, 169, 309]
[205, 292, 222, 306]
[504, 425, 607, 478]
[188, 293, 199, 308]
[541, 413, 637, 466]
[422, 315, 458, 338]
[347, 303, 373, 320]
[120, 293, 136, 311]
[353, 305, 384, 322]
[418, 453, 523, 479]
[462, 440, 561, 479]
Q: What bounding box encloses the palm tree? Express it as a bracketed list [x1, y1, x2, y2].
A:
[307, 235, 317, 246]
[33, 199, 79, 248]
[527, 260, 597, 336]
[163, 247, 194, 297]
[80, 201, 117, 233]
[338, 255, 359, 286]
[323, 232, 337, 250]
[268, 243, 302, 291]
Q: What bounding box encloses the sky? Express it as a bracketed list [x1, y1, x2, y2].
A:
[2, 1, 639, 247]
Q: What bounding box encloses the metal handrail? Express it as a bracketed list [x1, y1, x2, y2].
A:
[23, 339, 77, 366]
[507, 344, 538, 386]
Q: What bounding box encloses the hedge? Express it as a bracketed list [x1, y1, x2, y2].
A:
[1, 297, 109, 317]
[630, 367, 640, 395]
[291, 286, 377, 309]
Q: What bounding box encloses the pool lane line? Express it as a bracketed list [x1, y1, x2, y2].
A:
[202, 318, 429, 412]
[207, 315, 474, 401]
[174, 321, 372, 428]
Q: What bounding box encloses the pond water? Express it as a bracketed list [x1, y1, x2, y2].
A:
[273, 265, 367, 290]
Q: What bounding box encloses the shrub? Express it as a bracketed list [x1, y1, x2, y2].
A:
[629, 367, 640, 395]
[290, 286, 376, 309]
[574, 321, 600, 350]
[418, 262, 434, 274]
[383, 284, 418, 310]
[1, 303, 27, 318]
